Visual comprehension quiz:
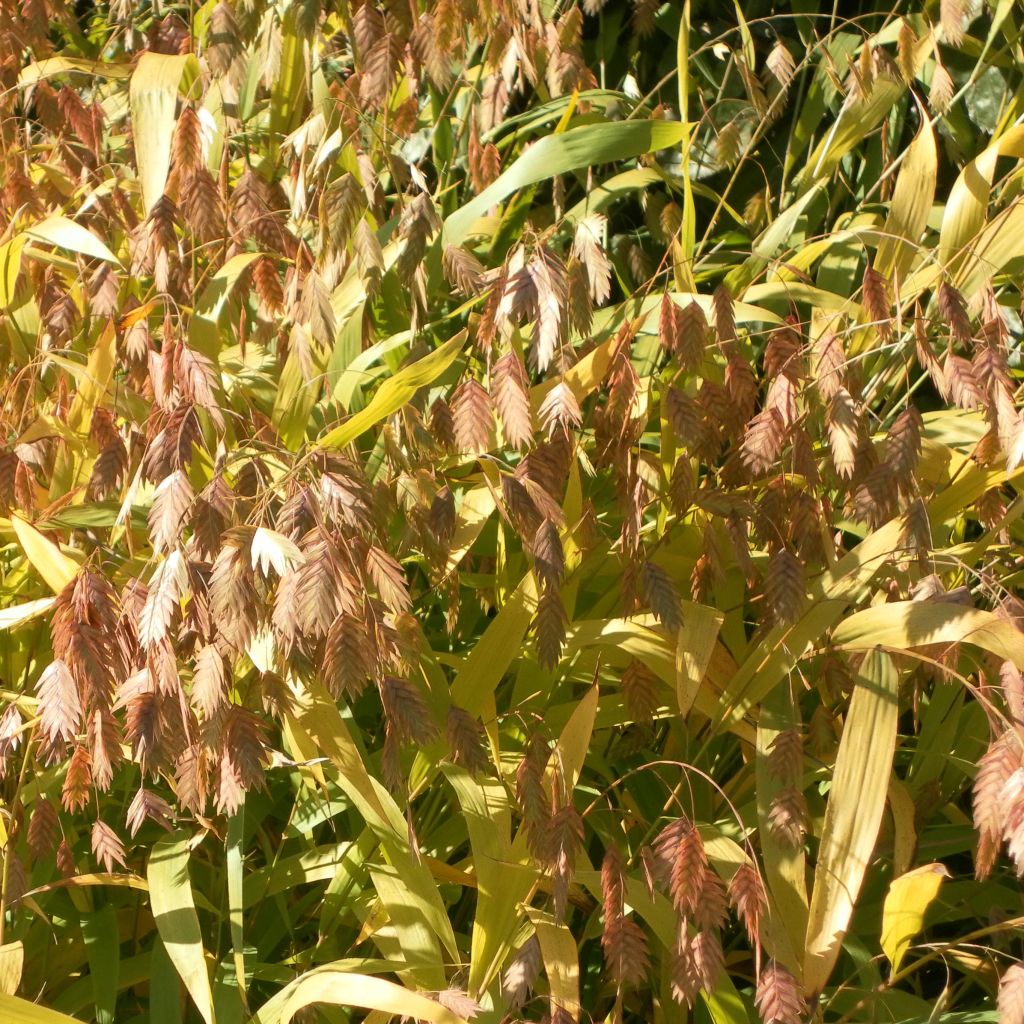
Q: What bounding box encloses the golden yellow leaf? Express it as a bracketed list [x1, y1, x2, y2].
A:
[881, 862, 949, 973]
[10, 516, 78, 593]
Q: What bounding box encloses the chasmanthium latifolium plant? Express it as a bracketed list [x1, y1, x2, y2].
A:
[2, 2, 1024, 1023]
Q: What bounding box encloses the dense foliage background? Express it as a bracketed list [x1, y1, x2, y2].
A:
[3, 0, 1024, 1022]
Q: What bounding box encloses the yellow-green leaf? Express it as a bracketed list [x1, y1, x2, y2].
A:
[832, 601, 1024, 668]
[66, 321, 117, 438]
[278, 971, 471, 1024]
[25, 216, 118, 264]
[756, 689, 808, 978]
[443, 120, 688, 246]
[953, 197, 1024, 299]
[445, 484, 497, 573]
[442, 766, 531, 997]
[10, 516, 78, 593]
[804, 650, 899, 995]
[0, 941, 23, 996]
[0, 598, 55, 631]
[449, 572, 539, 716]
[130, 52, 201, 215]
[190, 251, 262, 358]
[675, 603, 723, 716]
[799, 74, 905, 187]
[18, 57, 133, 85]
[0, 994, 81, 1024]
[147, 833, 215, 1024]
[874, 112, 936, 284]
[0, 236, 25, 308]
[269, 7, 308, 139]
[315, 331, 468, 451]
[938, 123, 1024, 277]
[525, 908, 580, 1020]
[881, 863, 949, 974]
[293, 687, 460, 964]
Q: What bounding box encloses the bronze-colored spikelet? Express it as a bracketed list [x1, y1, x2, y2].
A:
[998, 962, 1024, 1024]
[601, 842, 650, 988]
[861, 264, 891, 334]
[756, 960, 807, 1024]
[728, 861, 767, 946]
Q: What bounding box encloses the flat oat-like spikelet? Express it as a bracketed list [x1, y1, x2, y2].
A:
[1001, 766, 1024, 876]
[172, 106, 204, 176]
[724, 353, 758, 429]
[693, 868, 729, 931]
[756, 960, 806, 1024]
[125, 787, 173, 837]
[545, 802, 584, 916]
[764, 547, 805, 626]
[516, 732, 552, 856]
[998, 962, 1024, 1024]
[191, 643, 227, 718]
[670, 921, 701, 1007]
[446, 706, 489, 775]
[209, 542, 259, 652]
[622, 660, 659, 724]
[364, 545, 411, 613]
[379, 675, 438, 747]
[768, 785, 809, 848]
[938, 281, 973, 344]
[91, 820, 127, 872]
[502, 936, 541, 1008]
[27, 799, 60, 859]
[87, 707, 122, 791]
[669, 820, 708, 917]
[886, 405, 922, 488]
[826, 387, 861, 480]
[534, 587, 567, 670]
[322, 612, 372, 699]
[943, 349, 985, 410]
[713, 283, 736, 345]
[148, 470, 194, 555]
[36, 660, 82, 747]
[741, 408, 786, 477]
[601, 843, 650, 987]
[941, 0, 966, 46]
[767, 727, 804, 784]
[728, 862, 767, 946]
[897, 20, 919, 82]
[692, 928, 724, 992]
[765, 39, 797, 91]
[451, 378, 493, 453]
[491, 350, 533, 450]
[640, 561, 682, 633]
[572, 214, 611, 304]
[861, 264, 891, 333]
[811, 330, 846, 402]
[62, 746, 93, 813]
[137, 552, 187, 647]
[531, 520, 565, 588]
[467, 118, 501, 193]
[527, 248, 568, 373]
[537, 380, 582, 436]
[410, 11, 453, 89]
[360, 33, 401, 110]
[501, 474, 542, 539]
[252, 255, 284, 315]
[443, 244, 485, 296]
